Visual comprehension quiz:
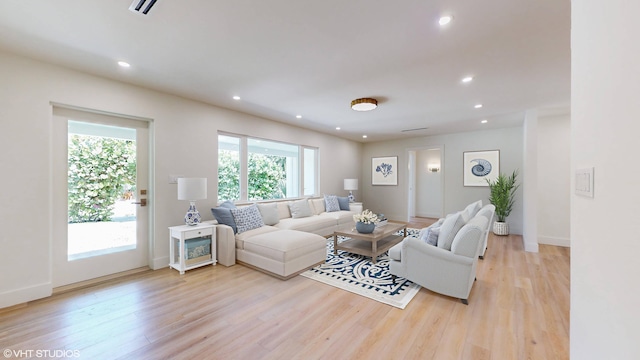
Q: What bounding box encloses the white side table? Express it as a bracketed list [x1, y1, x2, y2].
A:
[169, 223, 217, 274]
[350, 202, 363, 213]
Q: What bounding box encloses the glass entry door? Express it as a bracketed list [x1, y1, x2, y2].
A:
[52, 106, 150, 287]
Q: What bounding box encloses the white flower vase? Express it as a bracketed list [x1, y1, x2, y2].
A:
[493, 221, 509, 236]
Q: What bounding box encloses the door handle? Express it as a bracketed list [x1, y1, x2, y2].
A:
[132, 199, 147, 206]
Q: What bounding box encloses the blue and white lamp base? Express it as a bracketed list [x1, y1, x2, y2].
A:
[184, 202, 201, 226]
[348, 191, 355, 202]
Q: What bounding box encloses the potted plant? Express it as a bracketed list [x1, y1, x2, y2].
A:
[353, 209, 378, 234]
[486, 170, 520, 235]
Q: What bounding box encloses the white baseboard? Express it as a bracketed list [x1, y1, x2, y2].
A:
[151, 256, 169, 270]
[415, 212, 441, 219]
[0, 282, 52, 309]
[523, 239, 539, 253]
[539, 235, 571, 247]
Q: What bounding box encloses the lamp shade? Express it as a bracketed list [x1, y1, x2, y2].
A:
[344, 179, 358, 191]
[177, 178, 207, 201]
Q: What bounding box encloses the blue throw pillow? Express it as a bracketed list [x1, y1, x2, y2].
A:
[324, 195, 340, 212]
[230, 204, 265, 234]
[211, 201, 238, 233]
[337, 196, 350, 211]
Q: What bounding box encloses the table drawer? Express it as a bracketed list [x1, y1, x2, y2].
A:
[183, 227, 213, 239]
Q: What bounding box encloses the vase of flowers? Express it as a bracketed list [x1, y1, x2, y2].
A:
[353, 209, 378, 234]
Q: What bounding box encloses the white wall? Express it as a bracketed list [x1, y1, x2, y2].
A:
[572, 1, 640, 358]
[0, 51, 362, 307]
[415, 148, 442, 218]
[362, 127, 524, 233]
[537, 114, 570, 247]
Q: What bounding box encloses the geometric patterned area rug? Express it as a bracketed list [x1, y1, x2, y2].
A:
[300, 228, 421, 309]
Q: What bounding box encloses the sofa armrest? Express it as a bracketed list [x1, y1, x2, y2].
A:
[214, 223, 236, 266]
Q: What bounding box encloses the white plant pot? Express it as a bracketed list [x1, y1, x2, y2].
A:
[493, 221, 509, 236]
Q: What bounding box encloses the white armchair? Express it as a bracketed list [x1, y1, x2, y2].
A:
[389, 216, 488, 304]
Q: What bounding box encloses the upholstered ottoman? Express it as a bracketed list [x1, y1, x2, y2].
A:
[236, 229, 327, 280]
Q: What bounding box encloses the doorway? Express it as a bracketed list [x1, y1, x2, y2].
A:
[52, 106, 151, 287]
[407, 146, 444, 221]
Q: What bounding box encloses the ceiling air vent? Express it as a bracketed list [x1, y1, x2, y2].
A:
[400, 127, 429, 133]
[129, 0, 158, 15]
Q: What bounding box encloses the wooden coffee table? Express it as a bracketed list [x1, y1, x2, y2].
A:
[333, 221, 407, 264]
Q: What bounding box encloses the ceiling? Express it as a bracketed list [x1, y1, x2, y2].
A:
[0, 0, 570, 142]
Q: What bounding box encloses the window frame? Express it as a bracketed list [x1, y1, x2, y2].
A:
[217, 132, 319, 202]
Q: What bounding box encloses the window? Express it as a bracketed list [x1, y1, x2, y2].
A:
[303, 147, 317, 196]
[218, 134, 318, 202]
[218, 135, 241, 201]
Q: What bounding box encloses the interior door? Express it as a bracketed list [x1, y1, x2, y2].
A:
[52, 106, 150, 287]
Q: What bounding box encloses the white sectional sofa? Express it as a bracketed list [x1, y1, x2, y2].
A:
[210, 196, 359, 279]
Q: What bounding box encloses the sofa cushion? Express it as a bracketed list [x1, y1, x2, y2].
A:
[310, 198, 325, 215]
[257, 203, 279, 226]
[277, 202, 291, 219]
[324, 194, 340, 212]
[276, 215, 337, 233]
[289, 199, 313, 218]
[319, 210, 354, 225]
[337, 196, 350, 211]
[389, 242, 402, 261]
[437, 212, 467, 250]
[231, 204, 265, 234]
[243, 230, 327, 263]
[235, 225, 280, 250]
[211, 201, 238, 233]
[464, 200, 482, 219]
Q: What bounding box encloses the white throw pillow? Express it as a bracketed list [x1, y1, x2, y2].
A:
[437, 212, 467, 250]
[288, 199, 313, 218]
[257, 203, 279, 226]
[230, 204, 265, 234]
[464, 200, 482, 219]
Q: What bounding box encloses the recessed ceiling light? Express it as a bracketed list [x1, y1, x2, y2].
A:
[232, 96, 241, 100]
[474, 104, 483, 109]
[362, 135, 368, 139]
[481, 119, 488, 124]
[117, 61, 130, 68]
[336, 127, 341, 130]
[296, 115, 302, 119]
[439, 16, 453, 26]
[462, 76, 473, 83]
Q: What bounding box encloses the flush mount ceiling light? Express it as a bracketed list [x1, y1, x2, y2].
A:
[351, 98, 378, 111]
[462, 76, 473, 83]
[117, 61, 130, 68]
[232, 95, 241, 100]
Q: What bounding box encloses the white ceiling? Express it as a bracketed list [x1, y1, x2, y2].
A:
[0, 0, 570, 142]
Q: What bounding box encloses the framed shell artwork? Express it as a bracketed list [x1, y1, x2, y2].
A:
[463, 150, 500, 186]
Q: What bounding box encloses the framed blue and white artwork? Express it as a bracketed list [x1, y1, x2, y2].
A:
[372, 156, 398, 186]
[463, 150, 500, 186]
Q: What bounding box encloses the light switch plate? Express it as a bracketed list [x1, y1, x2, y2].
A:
[169, 174, 183, 184]
[575, 168, 594, 198]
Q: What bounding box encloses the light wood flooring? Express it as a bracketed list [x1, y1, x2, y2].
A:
[0, 221, 569, 359]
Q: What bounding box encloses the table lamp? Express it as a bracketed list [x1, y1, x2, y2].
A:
[177, 177, 207, 226]
[344, 178, 358, 202]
